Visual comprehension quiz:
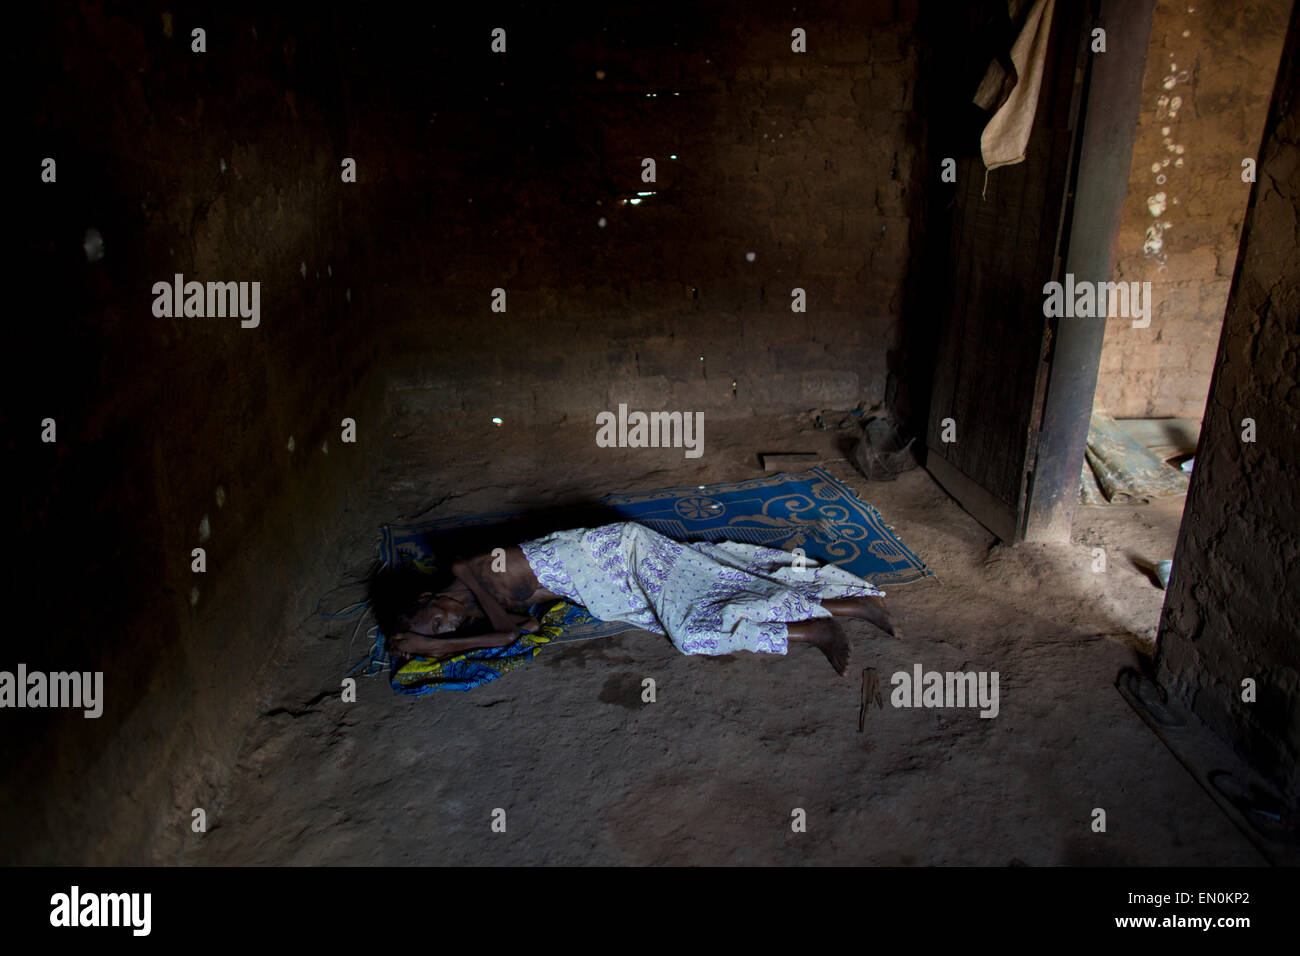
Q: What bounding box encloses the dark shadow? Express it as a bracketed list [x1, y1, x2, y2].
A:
[1126, 553, 1164, 589]
[396, 500, 630, 562]
[890, 3, 1016, 462]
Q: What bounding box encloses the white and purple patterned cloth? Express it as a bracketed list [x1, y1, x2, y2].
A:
[519, 522, 883, 656]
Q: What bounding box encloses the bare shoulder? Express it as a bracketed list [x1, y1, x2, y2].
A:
[462, 547, 538, 605]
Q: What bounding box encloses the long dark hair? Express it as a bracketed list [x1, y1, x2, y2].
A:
[365, 561, 455, 637]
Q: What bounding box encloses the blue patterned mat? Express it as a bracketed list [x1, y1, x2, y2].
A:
[600, 468, 929, 583]
[378, 468, 930, 645]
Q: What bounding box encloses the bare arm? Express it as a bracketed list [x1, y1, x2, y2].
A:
[388, 629, 521, 660]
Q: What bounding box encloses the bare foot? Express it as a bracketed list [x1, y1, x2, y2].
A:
[805, 618, 852, 675]
[825, 595, 902, 639]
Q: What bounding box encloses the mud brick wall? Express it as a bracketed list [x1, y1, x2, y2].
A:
[1155, 1, 1300, 797]
[372, 2, 921, 422]
[6, 6, 386, 863]
[1092, 0, 1291, 420]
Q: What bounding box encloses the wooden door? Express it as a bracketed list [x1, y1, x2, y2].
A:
[925, 0, 1088, 541]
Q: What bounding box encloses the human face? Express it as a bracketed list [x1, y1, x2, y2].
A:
[403, 592, 468, 636]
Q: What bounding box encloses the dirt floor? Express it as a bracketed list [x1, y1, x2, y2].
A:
[180, 412, 1264, 865]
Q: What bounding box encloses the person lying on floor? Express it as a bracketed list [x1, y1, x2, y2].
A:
[372, 522, 900, 676]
